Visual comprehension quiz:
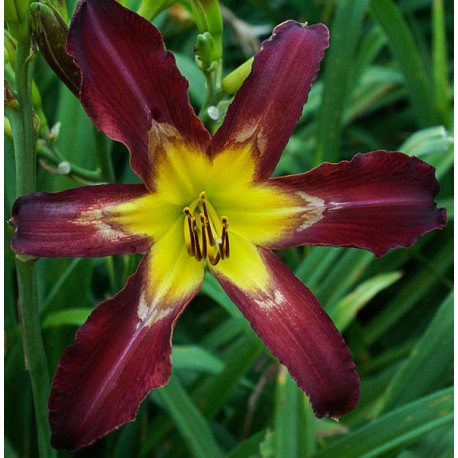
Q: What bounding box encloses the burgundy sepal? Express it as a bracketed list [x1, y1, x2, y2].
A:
[10, 184, 150, 258]
[67, 0, 210, 187]
[212, 21, 329, 179]
[49, 255, 199, 451]
[213, 248, 360, 418]
[270, 151, 447, 256]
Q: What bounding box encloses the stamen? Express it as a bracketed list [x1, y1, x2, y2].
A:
[199, 192, 215, 246]
[183, 194, 230, 266]
[207, 250, 221, 266]
[183, 207, 195, 256]
[192, 218, 202, 261]
[200, 214, 208, 260]
[222, 216, 230, 258]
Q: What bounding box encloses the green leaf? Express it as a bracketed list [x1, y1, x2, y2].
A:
[195, 337, 264, 418]
[225, 430, 268, 458]
[432, 0, 451, 125]
[369, 0, 439, 127]
[172, 345, 223, 374]
[41, 308, 92, 329]
[364, 237, 453, 345]
[156, 373, 223, 458]
[330, 271, 402, 332]
[315, 0, 370, 164]
[314, 387, 453, 458]
[374, 292, 453, 414]
[274, 367, 300, 457]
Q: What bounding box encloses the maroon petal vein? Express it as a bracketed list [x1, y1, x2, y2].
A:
[10, 184, 150, 258]
[212, 248, 360, 418]
[212, 21, 329, 180]
[269, 151, 447, 256]
[67, 0, 211, 187]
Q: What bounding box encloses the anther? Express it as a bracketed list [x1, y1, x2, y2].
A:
[183, 195, 230, 266]
[199, 192, 215, 245]
[208, 251, 221, 266]
[220, 216, 230, 259]
[183, 208, 196, 256]
[192, 218, 202, 261]
[200, 214, 208, 260]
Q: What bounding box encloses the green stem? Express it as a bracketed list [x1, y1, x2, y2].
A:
[37, 143, 103, 183]
[198, 59, 226, 133]
[94, 128, 115, 183]
[8, 39, 56, 458]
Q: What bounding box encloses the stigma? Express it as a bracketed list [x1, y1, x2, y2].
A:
[183, 192, 230, 266]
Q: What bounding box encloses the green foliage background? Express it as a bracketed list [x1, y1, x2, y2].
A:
[5, 0, 453, 457]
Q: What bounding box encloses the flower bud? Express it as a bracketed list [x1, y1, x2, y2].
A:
[4, 116, 13, 139]
[222, 57, 253, 95]
[49, 0, 68, 24]
[195, 32, 216, 72]
[4, 31, 17, 69]
[5, 0, 31, 41]
[190, 0, 223, 38]
[190, 0, 223, 62]
[29, 1, 81, 97]
[137, 0, 175, 21]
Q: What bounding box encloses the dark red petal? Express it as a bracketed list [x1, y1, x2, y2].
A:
[67, 0, 210, 186]
[269, 151, 447, 257]
[49, 254, 202, 451]
[212, 248, 360, 418]
[212, 21, 328, 180]
[11, 184, 150, 258]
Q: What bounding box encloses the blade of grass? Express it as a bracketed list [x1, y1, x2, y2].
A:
[369, 0, 439, 127]
[432, 0, 451, 126]
[364, 237, 453, 345]
[156, 373, 223, 458]
[225, 429, 268, 458]
[314, 387, 453, 458]
[373, 292, 453, 415]
[41, 308, 92, 329]
[316, 250, 373, 307]
[329, 271, 402, 332]
[315, 0, 370, 164]
[195, 337, 264, 418]
[274, 367, 300, 457]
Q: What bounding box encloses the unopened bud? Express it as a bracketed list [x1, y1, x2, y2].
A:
[195, 32, 216, 72]
[50, 0, 68, 24]
[222, 57, 253, 95]
[191, 0, 223, 64]
[4, 31, 16, 69]
[190, 0, 223, 38]
[29, 2, 81, 97]
[137, 0, 175, 21]
[5, 0, 31, 41]
[4, 116, 13, 139]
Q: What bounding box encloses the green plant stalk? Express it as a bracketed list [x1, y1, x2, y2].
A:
[7, 39, 56, 458]
[198, 58, 225, 132]
[37, 143, 103, 183]
[94, 127, 115, 183]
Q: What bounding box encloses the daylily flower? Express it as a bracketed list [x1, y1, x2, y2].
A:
[10, 0, 446, 451]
